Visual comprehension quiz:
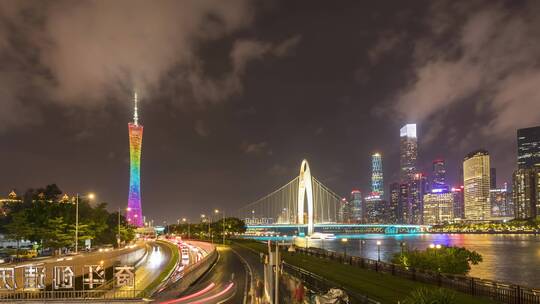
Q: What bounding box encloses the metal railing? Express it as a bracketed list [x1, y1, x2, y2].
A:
[0, 289, 145, 301]
[281, 262, 379, 304]
[295, 247, 540, 304]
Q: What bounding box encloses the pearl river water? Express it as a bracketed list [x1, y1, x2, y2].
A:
[249, 233, 540, 288]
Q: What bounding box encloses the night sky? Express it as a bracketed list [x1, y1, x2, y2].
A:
[1, 1, 539, 224]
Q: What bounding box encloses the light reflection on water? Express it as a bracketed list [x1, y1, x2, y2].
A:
[247, 234, 540, 288]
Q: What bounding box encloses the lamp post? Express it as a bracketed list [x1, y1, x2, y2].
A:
[270, 240, 295, 304]
[215, 209, 225, 244]
[75, 193, 95, 254]
[201, 214, 209, 240]
[400, 241, 406, 255]
[376, 240, 382, 262]
[360, 239, 366, 257]
[341, 238, 348, 259]
[182, 218, 190, 239]
[117, 207, 131, 248]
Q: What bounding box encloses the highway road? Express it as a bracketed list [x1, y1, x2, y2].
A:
[158, 245, 247, 304]
[111, 241, 172, 295]
[2, 242, 146, 289]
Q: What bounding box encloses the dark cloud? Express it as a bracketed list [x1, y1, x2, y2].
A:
[241, 141, 272, 155]
[0, 1, 299, 129]
[393, 1, 540, 143]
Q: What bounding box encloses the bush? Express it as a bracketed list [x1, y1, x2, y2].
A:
[403, 288, 456, 304]
[392, 246, 482, 275]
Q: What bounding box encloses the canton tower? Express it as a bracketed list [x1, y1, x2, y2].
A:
[127, 92, 144, 227]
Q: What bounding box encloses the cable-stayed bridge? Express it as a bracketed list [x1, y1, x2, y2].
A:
[236, 160, 428, 236]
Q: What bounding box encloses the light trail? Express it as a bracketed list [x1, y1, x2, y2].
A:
[159, 283, 216, 304]
[190, 282, 235, 304]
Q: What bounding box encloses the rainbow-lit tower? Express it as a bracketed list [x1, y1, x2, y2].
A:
[127, 92, 144, 227]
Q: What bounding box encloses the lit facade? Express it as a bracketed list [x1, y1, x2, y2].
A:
[338, 198, 352, 223]
[432, 159, 447, 190]
[363, 195, 385, 223]
[490, 184, 513, 218]
[451, 186, 464, 220]
[371, 153, 384, 196]
[127, 93, 144, 227]
[400, 124, 418, 183]
[350, 190, 362, 223]
[463, 150, 491, 221]
[517, 126, 540, 169]
[512, 167, 539, 219]
[398, 183, 409, 223]
[423, 190, 454, 225]
[408, 173, 427, 224]
[388, 182, 400, 223]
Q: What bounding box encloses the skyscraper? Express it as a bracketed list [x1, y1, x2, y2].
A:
[513, 167, 539, 219]
[490, 183, 513, 218]
[451, 186, 464, 220]
[127, 92, 144, 227]
[371, 153, 384, 196]
[463, 150, 491, 221]
[490, 168, 497, 189]
[400, 124, 418, 182]
[389, 182, 400, 223]
[338, 198, 352, 223]
[409, 173, 428, 224]
[517, 126, 540, 169]
[350, 190, 362, 223]
[398, 183, 409, 223]
[432, 159, 447, 190]
[363, 195, 386, 223]
[423, 189, 454, 225]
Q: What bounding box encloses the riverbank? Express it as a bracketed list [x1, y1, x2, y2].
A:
[233, 239, 495, 304]
[428, 231, 540, 234]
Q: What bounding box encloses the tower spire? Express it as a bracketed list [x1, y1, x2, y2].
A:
[133, 91, 139, 125]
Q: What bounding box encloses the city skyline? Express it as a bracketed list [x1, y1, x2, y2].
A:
[1, 1, 540, 224]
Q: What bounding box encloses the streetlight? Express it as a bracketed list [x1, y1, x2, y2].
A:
[341, 238, 348, 258]
[215, 209, 225, 245]
[75, 193, 95, 254]
[376, 240, 382, 262]
[182, 218, 190, 239]
[429, 243, 435, 249]
[400, 241, 406, 255]
[117, 207, 131, 248]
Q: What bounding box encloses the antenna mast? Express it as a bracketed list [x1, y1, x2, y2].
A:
[133, 91, 139, 125]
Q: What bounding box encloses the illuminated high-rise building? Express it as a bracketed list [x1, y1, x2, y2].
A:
[371, 153, 384, 196]
[463, 150, 491, 221]
[127, 92, 144, 227]
[363, 194, 385, 223]
[423, 189, 454, 225]
[388, 182, 400, 223]
[490, 168, 497, 189]
[338, 198, 352, 223]
[408, 173, 428, 224]
[350, 190, 363, 223]
[432, 159, 447, 190]
[400, 124, 418, 182]
[513, 167, 540, 219]
[398, 183, 409, 223]
[490, 183, 513, 218]
[517, 126, 540, 169]
[451, 186, 464, 220]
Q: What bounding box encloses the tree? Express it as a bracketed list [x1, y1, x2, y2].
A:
[42, 217, 73, 254]
[5, 211, 33, 258]
[392, 246, 482, 275]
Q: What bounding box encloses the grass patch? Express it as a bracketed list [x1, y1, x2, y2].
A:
[140, 240, 179, 297]
[232, 239, 493, 304]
